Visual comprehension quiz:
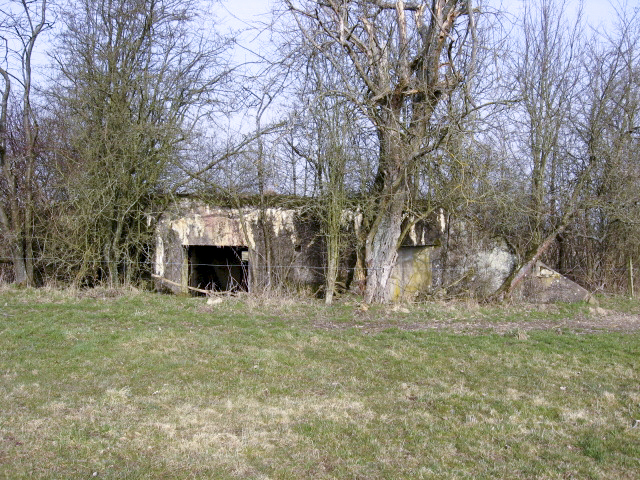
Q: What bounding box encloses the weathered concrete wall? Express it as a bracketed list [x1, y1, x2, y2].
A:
[431, 216, 517, 298]
[156, 200, 447, 296]
[155, 200, 325, 293]
[389, 246, 435, 301]
[156, 202, 589, 303]
[514, 261, 591, 303]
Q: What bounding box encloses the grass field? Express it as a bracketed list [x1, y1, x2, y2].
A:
[1, 287, 639, 478]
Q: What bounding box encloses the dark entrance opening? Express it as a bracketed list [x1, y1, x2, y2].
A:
[187, 246, 249, 293]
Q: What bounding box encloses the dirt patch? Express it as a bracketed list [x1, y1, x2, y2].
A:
[313, 308, 640, 335]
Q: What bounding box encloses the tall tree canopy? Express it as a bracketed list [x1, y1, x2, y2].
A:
[283, 0, 480, 302]
[49, 0, 233, 284]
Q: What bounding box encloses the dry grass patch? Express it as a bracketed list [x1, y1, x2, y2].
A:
[0, 287, 639, 478]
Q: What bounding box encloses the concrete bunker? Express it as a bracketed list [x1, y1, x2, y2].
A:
[154, 198, 592, 303]
[154, 199, 327, 295]
[389, 246, 434, 300]
[154, 198, 447, 298]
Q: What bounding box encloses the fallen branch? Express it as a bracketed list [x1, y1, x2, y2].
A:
[152, 274, 213, 295]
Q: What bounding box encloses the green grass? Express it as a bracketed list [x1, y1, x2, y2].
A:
[0, 288, 639, 478]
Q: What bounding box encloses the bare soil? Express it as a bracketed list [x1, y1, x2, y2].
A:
[313, 305, 640, 335]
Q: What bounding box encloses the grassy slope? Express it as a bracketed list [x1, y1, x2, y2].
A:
[0, 289, 638, 479]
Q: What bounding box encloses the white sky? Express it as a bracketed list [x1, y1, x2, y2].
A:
[220, 0, 274, 26]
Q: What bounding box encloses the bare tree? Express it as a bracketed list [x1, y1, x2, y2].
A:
[564, 7, 640, 292]
[288, 76, 364, 303]
[48, 0, 233, 285]
[282, 0, 480, 302]
[0, 0, 50, 285]
[489, 0, 591, 297]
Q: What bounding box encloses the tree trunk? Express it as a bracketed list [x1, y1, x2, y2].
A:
[258, 209, 273, 290]
[325, 246, 338, 305]
[324, 179, 345, 305]
[11, 243, 29, 286]
[364, 189, 405, 303]
[629, 257, 635, 298]
[7, 186, 33, 286]
[324, 198, 340, 305]
[363, 125, 409, 303]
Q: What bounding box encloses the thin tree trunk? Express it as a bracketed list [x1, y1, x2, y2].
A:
[11, 246, 29, 285]
[259, 211, 273, 289]
[23, 87, 36, 286]
[324, 203, 339, 304]
[324, 174, 345, 305]
[325, 249, 338, 305]
[630, 257, 635, 298]
[8, 182, 30, 285]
